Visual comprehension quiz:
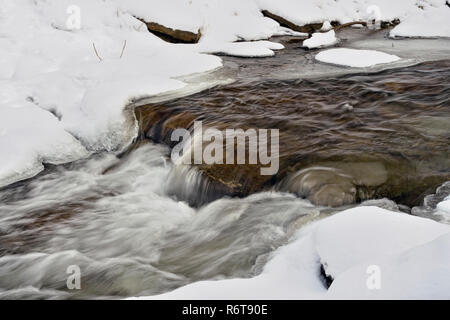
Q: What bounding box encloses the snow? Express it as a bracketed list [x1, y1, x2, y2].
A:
[198, 40, 284, 57]
[315, 48, 401, 68]
[1, 0, 449, 187]
[131, 206, 450, 299]
[0, 100, 89, 187]
[118, 0, 287, 43]
[320, 21, 333, 32]
[390, 6, 450, 38]
[303, 30, 337, 49]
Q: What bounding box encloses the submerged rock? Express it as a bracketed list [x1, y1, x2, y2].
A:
[133, 61, 450, 207]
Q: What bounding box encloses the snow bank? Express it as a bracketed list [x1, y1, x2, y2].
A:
[303, 30, 337, 49]
[131, 206, 450, 299]
[315, 48, 401, 67]
[390, 6, 450, 38]
[327, 232, 450, 299]
[257, 0, 446, 25]
[436, 197, 450, 223]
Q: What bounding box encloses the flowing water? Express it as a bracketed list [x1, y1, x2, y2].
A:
[0, 143, 326, 299]
[0, 53, 449, 298]
[136, 60, 450, 207]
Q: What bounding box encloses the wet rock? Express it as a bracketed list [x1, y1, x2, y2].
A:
[277, 166, 357, 207]
[411, 181, 450, 219]
[133, 61, 450, 208]
[136, 18, 201, 43]
[380, 19, 400, 29]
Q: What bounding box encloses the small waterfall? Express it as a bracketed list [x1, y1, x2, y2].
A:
[0, 141, 323, 299]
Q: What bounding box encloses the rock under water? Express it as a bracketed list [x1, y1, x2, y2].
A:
[134, 61, 450, 207]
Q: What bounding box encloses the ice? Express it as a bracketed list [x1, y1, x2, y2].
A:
[315, 48, 401, 67]
[0, 100, 89, 188]
[257, 0, 449, 27]
[390, 6, 450, 38]
[131, 206, 450, 299]
[1, 0, 449, 187]
[198, 40, 284, 57]
[303, 30, 338, 49]
[320, 21, 333, 32]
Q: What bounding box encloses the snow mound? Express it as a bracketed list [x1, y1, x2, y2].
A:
[315, 48, 401, 68]
[390, 6, 450, 38]
[1, 0, 449, 187]
[131, 206, 450, 300]
[320, 21, 333, 32]
[199, 40, 284, 57]
[303, 30, 337, 49]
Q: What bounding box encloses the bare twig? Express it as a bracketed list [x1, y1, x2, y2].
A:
[92, 42, 103, 62]
[119, 40, 127, 59]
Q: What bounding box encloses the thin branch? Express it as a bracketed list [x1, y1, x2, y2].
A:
[119, 40, 127, 59]
[92, 42, 103, 62]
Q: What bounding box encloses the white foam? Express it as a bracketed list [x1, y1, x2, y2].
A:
[303, 30, 337, 49]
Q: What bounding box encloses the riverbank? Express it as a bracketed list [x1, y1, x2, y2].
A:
[1, 0, 449, 189]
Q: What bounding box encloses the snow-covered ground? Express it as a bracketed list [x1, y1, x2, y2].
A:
[1, 0, 449, 188]
[131, 205, 450, 300]
[436, 196, 450, 223]
[315, 48, 401, 67]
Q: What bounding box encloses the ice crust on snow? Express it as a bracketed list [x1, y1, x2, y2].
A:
[131, 206, 450, 300]
[315, 48, 401, 67]
[0, 0, 222, 187]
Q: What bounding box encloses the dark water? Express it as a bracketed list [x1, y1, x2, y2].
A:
[136, 60, 450, 207]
